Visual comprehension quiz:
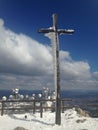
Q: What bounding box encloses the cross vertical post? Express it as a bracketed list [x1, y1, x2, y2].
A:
[52, 14, 61, 125]
[38, 13, 74, 125]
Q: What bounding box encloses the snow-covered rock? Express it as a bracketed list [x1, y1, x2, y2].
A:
[14, 127, 28, 130]
[75, 107, 90, 117]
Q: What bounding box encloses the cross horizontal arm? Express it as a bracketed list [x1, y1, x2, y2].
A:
[58, 29, 74, 34]
[38, 28, 74, 35]
[38, 28, 54, 33]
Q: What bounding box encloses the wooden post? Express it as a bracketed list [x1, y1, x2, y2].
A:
[40, 101, 43, 118]
[1, 101, 4, 116]
[33, 100, 35, 114]
[52, 14, 61, 125]
[61, 100, 65, 113]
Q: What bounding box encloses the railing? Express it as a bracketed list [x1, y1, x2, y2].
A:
[1, 98, 98, 117]
[0, 98, 72, 117]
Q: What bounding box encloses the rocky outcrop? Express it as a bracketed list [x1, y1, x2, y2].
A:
[14, 127, 28, 130]
[75, 107, 90, 117]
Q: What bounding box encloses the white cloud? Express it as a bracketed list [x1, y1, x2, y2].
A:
[0, 20, 53, 76]
[61, 61, 91, 80]
[0, 18, 98, 90]
[92, 72, 98, 80]
[60, 50, 72, 61]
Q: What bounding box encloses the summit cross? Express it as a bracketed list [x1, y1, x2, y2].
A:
[38, 13, 74, 125]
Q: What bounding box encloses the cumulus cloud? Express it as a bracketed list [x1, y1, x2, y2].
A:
[0, 18, 98, 90]
[61, 61, 91, 80]
[0, 19, 53, 76]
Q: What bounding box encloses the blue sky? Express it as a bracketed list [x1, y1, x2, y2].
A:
[0, 0, 98, 90]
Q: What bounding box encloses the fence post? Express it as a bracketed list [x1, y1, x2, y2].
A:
[61, 100, 65, 113]
[33, 100, 35, 114]
[1, 101, 4, 116]
[40, 101, 43, 118]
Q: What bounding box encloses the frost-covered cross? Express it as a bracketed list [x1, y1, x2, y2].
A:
[38, 13, 74, 125]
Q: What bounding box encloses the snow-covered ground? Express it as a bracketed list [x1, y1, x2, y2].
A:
[0, 108, 98, 130]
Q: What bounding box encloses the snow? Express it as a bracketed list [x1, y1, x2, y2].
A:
[0, 108, 98, 130]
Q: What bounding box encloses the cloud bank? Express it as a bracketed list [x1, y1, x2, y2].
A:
[0, 18, 98, 90]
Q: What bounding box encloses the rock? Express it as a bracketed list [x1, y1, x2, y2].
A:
[14, 127, 28, 130]
[75, 107, 90, 117]
[76, 119, 86, 123]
